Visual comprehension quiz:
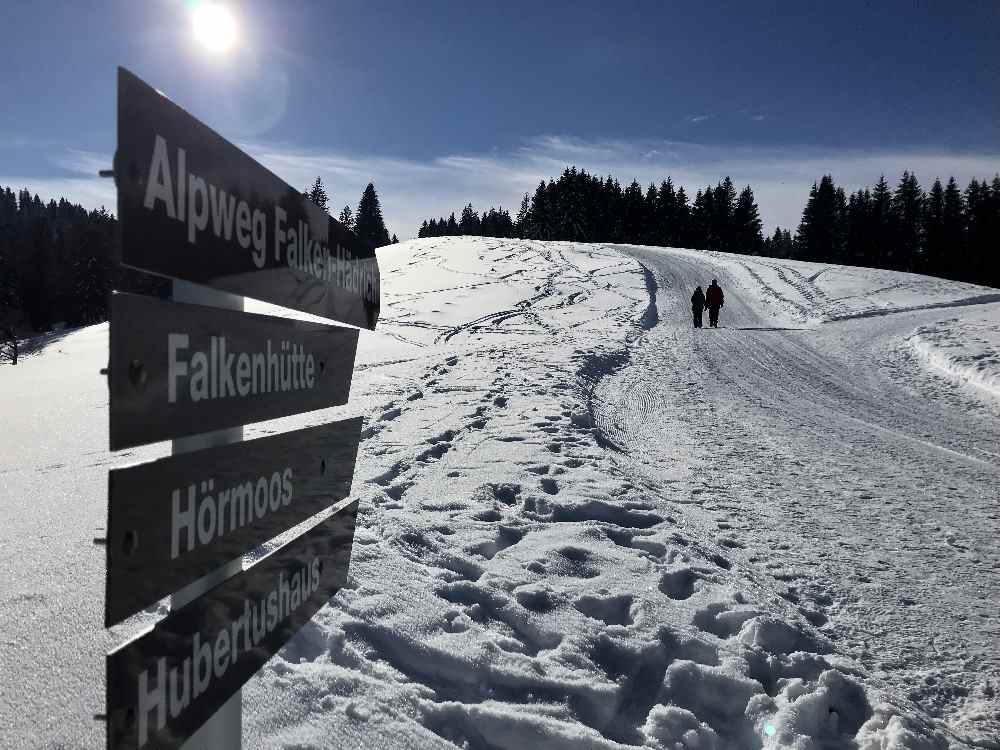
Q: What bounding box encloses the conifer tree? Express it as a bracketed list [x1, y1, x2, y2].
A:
[391, 234, 399, 244]
[674, 187, 690, 247]
[923, 179, 946, 275]
[655, 178, 676, 246]
[732, 185, 764, 255]
[458, 203, 481, 235]
[939, 177, 966, 280]
[892, 171, 925, 272]
[795, 175, 844, 262]
[870, 175, 895, 268]
[338, 205, 355, 232]
[355, 183, 391, 249]
[515, 194, 530, 238]
[445, 212, 459, 236]
[306, 177, 329, 212]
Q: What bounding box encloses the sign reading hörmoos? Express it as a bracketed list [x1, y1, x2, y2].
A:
[105, 418, 363, 627]
[105, 502, 358, 750]
[108, 293, 359, 450]
[115, 67, 379, 329]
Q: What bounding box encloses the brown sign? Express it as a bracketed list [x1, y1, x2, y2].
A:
[106, 502, 357, 750]
[115, 67, 379, 329]
[108, 292, 359, 450]
[105, 418, 362, 626]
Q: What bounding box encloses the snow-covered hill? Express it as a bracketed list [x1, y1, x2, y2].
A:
[1, 238, 998, 749]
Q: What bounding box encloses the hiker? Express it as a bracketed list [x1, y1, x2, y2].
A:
[706, 279, 724, 328]
[691, 286, 705, 328]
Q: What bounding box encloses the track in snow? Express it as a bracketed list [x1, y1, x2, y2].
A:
[596, 246, 1000, 746]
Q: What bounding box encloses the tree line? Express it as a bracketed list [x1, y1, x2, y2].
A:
[416, 166, 1000, 288]
[786, 172, 1000, 286]
[0, 178, 395, 336]
[418, 167, 765, 255]
[0, 187, 167, 334]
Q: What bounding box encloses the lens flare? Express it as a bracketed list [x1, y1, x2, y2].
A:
[192, 3, 237, 53]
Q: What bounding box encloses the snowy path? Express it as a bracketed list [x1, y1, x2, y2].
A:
[605, 246, 1000, 746]
[2, 238, 998, 749]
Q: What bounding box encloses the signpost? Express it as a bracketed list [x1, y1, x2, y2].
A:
[102, 67, 379, 749]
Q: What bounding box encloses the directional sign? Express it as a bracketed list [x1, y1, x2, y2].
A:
[108, 292, 359, 450]
[105, 418, 362, 627]
[106, 501, 357, 750]
[115, 67, 379, 329]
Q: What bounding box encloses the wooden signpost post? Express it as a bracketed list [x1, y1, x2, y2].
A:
[102, 67, 379, 750]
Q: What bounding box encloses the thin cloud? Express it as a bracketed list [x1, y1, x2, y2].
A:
[5, 140, 1000, 238]
[688, 114, 712, 123]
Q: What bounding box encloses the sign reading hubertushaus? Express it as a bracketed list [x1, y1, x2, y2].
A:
[115, 67, 379, 329]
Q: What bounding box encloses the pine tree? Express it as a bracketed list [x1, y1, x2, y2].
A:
[355, 183, 391, 249]
[445, 212, 459, 236]
[732, 185, 764, 255]
[391, 234, 399, 244]
[458, 203, 482, 235]
[674, 187, 690, 247]
[306, 177, 329, 212]
[987, 175, 1000, 287]
[870, 175, 895, 269]
[642, 183, 658, 245]
[713, 177, 737, 250]
[795, 175, 844, 263]
[655, 178, 675, 247]
[892, 171, 924, 272]
[940, 177, 966, 280]
[515, 194, 530, 238]
[338, 205, 354, 232]
[923, 179, 946, 276]
[690, 189, 709, 249]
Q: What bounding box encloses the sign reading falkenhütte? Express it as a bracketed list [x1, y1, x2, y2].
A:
[114, 67, 379, 329]
[108, 293, 359, 450]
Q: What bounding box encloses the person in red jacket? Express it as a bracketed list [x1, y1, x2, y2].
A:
[705, 279, 724, 328]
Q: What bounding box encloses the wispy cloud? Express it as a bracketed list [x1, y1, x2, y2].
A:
[688, 114, 712, 123]
[4, 139, 1000, 238]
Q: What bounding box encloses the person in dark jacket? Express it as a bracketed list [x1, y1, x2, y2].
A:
[705, 279, 724, 327]
[691, 286, 705, 328]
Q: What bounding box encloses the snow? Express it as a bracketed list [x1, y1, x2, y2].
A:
[907, 313, 1000, 401]
[1, 237, 999, 749]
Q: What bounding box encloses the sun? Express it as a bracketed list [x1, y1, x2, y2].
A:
[192, 3, 238, 53]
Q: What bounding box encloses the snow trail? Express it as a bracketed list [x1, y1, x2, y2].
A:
[2, 238, 998, 749]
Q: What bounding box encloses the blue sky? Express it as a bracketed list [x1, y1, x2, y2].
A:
[1, 0, 998, 237]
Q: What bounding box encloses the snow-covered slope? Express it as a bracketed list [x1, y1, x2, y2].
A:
[1, 238, 998, 749]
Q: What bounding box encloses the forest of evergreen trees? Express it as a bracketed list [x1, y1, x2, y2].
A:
[0, 187, 167, 335]
[0, 178, 395, 337]
[417, 166, 1000, 288]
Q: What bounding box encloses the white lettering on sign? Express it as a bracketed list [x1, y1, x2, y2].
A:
[170, 468, 294, 559]
[166, 335, 317, 405]
[135, 558, 321, 746]
[142, 133, 380, 304]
